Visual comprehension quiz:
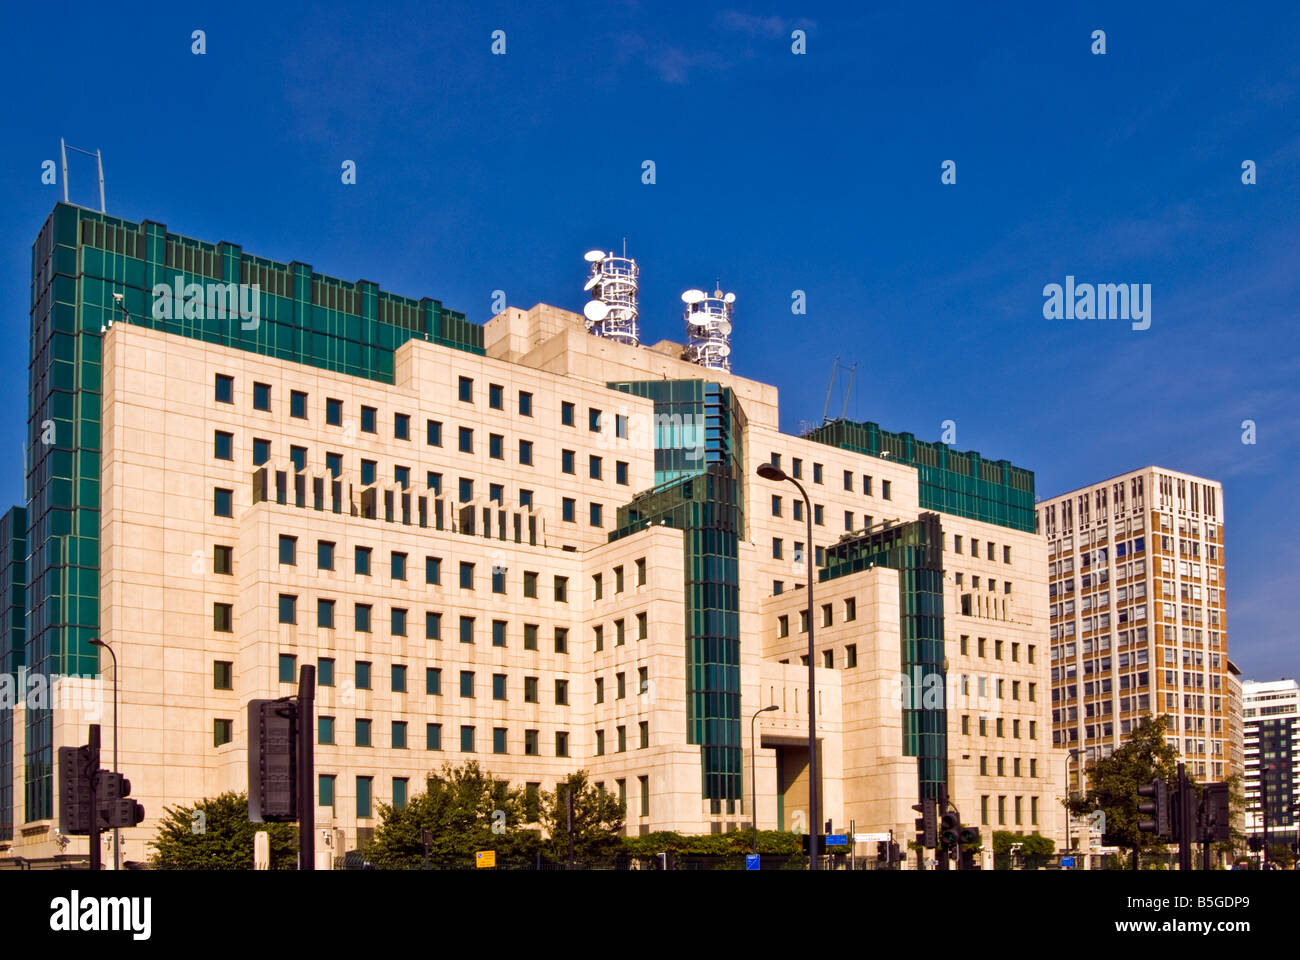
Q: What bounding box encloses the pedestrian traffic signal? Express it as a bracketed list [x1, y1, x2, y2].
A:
[912, 798, 938, 848]
[1137, 779, 1170, 837]
[248, 698, 297, 822]
[959, 826, 981, 869]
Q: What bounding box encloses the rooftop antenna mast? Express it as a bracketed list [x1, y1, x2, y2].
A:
[60, 138, 106, 213]
[840, 363, 857, 420]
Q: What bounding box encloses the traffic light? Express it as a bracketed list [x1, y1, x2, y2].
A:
[1137, 778, 1170, 837]
[57, 745, 94, 835]
[248, 698, 298, 822]
[876, 841, 889, 861]
[889, 841, 901, 863]
[1248, 836, 1263, 853]
[1200, 782, 1230, 844]
[940, 811, 961, 850]
[959, 826, 981, 869]
[912, 798, 938, 848]
[96, 771, 145, 829]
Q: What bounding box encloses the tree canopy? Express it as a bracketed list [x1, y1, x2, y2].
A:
[149, 791, 298, 869]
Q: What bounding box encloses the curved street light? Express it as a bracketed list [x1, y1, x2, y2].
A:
[89, 637, 118, 871]
[751, 704, 779, 856]
[756, 461, 821, 870]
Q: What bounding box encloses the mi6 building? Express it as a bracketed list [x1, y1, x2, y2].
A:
[0, 203, 1062, 864]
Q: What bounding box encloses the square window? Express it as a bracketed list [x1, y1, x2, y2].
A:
[215, 374, 234, 404]
[214, 719, 233, 748]
[253, 382, 271, 411]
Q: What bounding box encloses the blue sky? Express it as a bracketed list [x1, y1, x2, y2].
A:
[1, 1, 1296, 678]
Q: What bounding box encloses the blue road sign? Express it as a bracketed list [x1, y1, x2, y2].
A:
[826, 834, 848, 846]
[746, 854, 760, 870]
[1061, 856, 1076, 869]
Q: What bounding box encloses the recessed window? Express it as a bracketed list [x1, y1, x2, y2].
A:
[562, 450, 575, 474]
[392, 608, 408, 636]
[489, 433, 504, 459]
[555, 679, 569, 705]
[519, 391, 533, 416]
[425, 612, 442, 640]
[326, 452, 342, 478]
[459, 427, 473, 453]
[426, 667, 442, 695]
[525, 730, 539, 756]
[278, 595, 297, 625]
[460, 616, 475, 644]
[460, 670, 475, 698]
[318, 541, 335, 571]
[317, 599, 335, 629]
[214, 488, 233, 517]
[278, 653, 297, 683]
[590, 503, 603, 527]
[318, 658, 334, 687]
[458, 377, 473, 403]
[214, 719, 233, 747]
[318, 716, 335, 745]
[489, 384, 504, 409]
[355, 661, 371, 689]
[213, 660, 233, 690]
[279, 535, 297, 565]
[883, 480, 892, 500]
[589, 408, 602, 432]
[555, 576, 568, 603]
[213, 545, 233, 575]
[360, 406, 377, 433]
[519, 439, 533, 465]
[355, 718, 372, 747]
[561, 402, 575, 426]
[252, 438, 270, 466]
[393, 723, 408, 750]
[556, 732, 570, 757]
[562, 497, 576, 522]
[326, 397, 342, 425]
[460, 561, 475, 590]
[458, 477, 473, 502]
[290, 390, 307, 419]
[360, 460, 376, 486]
[214, 430, 233, 461]
[427, 419, 443, 446]
[253, 382, 271, 411]
[524, 624, 538, 650]
[213, 603, 233, 633]
[590, 456, 602, 480]
[391, 551, 407, 581]
[215, 374, 234, 404]
[392, 664, 407, 693]
[554, 626, 569, 653]
[355, 603, 372, 633]
[616, 461, 628, 485]
[394, 413, 410, 440]
[355, 546, 372, 575]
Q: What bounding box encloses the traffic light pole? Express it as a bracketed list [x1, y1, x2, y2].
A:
[87, 725, 101, 872]
[297, 665, 315, 871]
[1177, 763, 1192, 872]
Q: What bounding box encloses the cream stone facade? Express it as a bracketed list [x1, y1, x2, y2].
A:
[4, 299, 1065, 865]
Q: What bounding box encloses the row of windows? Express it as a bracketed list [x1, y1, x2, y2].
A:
[215, 372, 614, 437]
[957, 635, 1036, 664]
[979, 794, 1040, 827]
[317, 771, 652, 820]
[950, 534, 1014, 565]
[976, 756, 1043, 778]
[958, 715, 1041, 740]
[775, 597, 858, 637]
[768, 454, 894, 501]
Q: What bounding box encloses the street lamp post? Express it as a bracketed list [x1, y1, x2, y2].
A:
[89, 638, 118, 870]
[756, 461, 820, 870]
[751, 704, 779, 856]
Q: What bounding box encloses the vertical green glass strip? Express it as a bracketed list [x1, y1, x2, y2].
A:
[608, 380, 747, 803]
[821, 513, 947, 802]
[0, 506, 27, 840]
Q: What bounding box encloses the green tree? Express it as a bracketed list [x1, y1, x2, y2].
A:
[1066, 715, 1179, 870]
[992, 830, 1055, 869]
[149, 791, 298, 869]
[541, 771, 625, 863]
[366, 760, 539, 867]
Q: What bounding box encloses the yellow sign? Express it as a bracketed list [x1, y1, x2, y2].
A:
[475, 850, 496, 868]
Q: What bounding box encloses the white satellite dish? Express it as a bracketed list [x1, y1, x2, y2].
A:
[723, 292, 736, 303]
[584, 300, 612, 322]
[716, 343, 731, 357]
[584, 250, 605, 263]
[716, 320, 732, 336]
[687, 312, 710, 326]
[681, 289, 706, 304]
[583, 275, 601, 292]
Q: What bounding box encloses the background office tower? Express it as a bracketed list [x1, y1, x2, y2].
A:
[1242, 678, 1299, 849]
[1, 203, 1060, 865]
[1038, 469, 1234, 803]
